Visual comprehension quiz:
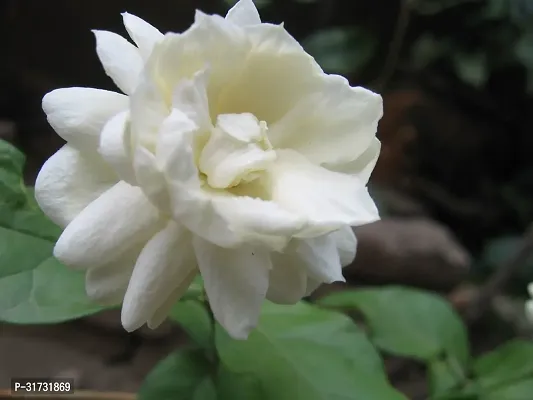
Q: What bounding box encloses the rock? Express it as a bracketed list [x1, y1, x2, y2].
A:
[345, 218, 471, 291]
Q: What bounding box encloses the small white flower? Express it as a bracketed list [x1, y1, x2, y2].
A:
[526, 283, 533, 321]
[35, 0, 382, 339]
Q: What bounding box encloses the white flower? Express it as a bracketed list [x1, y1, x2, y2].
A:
[526, 283, 533, 321]
[35, 0, 382, 339]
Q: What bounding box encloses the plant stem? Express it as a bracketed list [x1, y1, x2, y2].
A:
[373, 0, 413, 91]
[466, 224, 533, 322]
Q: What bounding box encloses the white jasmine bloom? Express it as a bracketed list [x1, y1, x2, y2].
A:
[35, 0, 382, 339]
[526, 283, 533, 321]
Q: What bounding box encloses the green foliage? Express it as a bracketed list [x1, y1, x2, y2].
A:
[139, 346, 217, 400]
[145, 300, 407, 400]
[0, 139, 106, 323]
[303, 28, 376, 75]
[473, 340, 533, 391]
[481, 236, 533, 285]
[216, 301, 405, 400]
[170, 299, 213, 351]
[318, 286, 469, 365]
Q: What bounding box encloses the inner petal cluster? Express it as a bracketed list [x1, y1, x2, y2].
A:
[199, 113, 276, 189]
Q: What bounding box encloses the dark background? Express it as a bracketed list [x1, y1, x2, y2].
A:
[1, 0, 533, 398]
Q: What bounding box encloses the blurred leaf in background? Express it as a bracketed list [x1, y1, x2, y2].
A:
[303, 27, 377, 76]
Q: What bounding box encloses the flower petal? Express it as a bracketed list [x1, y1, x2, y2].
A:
[122, 13, 163, 60]
[93, 30, 143, 95]
[122, 221, 197, 332]
[54, 181, 161, 270]
[294, 234, 345, 284]
[216, 22, 322, 123]
[328, 138, 381, 184]
[130, 73, 169, 150]
[199, 113, 276, 189]
[193, 235, 271, 339]
[162, 112, 304, 249]
[267, 252, 307, 304]
[147, 283, 191, 329]
[133, 146, 168, 211]
[85, 247, 141, 305]
[226, 0, 261, 27]
[171, 68, 212, 133]
[42, 88, 128, 150]
[269, 150, 380, 232]
[34, 145, 116, 228]
[268, 74, 383, 172]
[329, 225, 357, 266]
[152, 14, 250, 114]
[98, 111, 136, 183]
[305, 277, 322, 296]
[210, 195, 305, 248]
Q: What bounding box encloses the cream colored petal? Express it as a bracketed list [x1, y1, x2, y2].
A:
[328, 138, 381, 184]
[152, 14, 250, 117]
[305, 278, 322, 296]
[54, 181, 161, 270]
[122, 13, 163, 60]
[34, 145, 116, 228]
[269, 150, 380, 232]
[98, 111, 136, 183]
[147, 280, 197, 329]
[267, 252, 307, 304]
[133, 146, 168, 211]
[85, 247, 142, 305]
[171, 68, 212, 133]
[199, 113, 276, 189]
[42, 88, 128, 150]
[93, 30, 143, 95]
[193, 235, 271, 339]
[216, 22, 322, 123]
[226, 0, 261, 27]
[122, 221, 197, 332]
[294, 234, 345, 284]
[162, 111, 303, 250]
[268, 74, 383, 174]
[130, 73, 169, 151]
[329, 226, 357, 267]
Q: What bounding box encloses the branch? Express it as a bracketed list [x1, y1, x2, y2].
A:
[464, 224, 533, 323]
[372, 0, 413, 91]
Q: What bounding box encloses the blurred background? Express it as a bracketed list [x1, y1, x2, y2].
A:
[1, 0, 533, 398]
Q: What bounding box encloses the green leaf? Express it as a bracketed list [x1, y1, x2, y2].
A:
[413, 0, 477, 15]
[481, 236, 533, 281]
[429, 354, 470, 397]
[303, 28, 376, 75]
[0, 139, 105, 323]
[139, 346, 217, 400]
[484, 379, 533, 400]
[0, 257, 105, 323]
[453, 52, 489, 88]
[216, 367, 263, 400]
[169, 299, 213, 351]
[473, 340, 533, 390]
[318, 287, 470, 366]
[411, 35, 451, 69]
[216, 301, 406, 400]
[515, 29, 533, 93]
